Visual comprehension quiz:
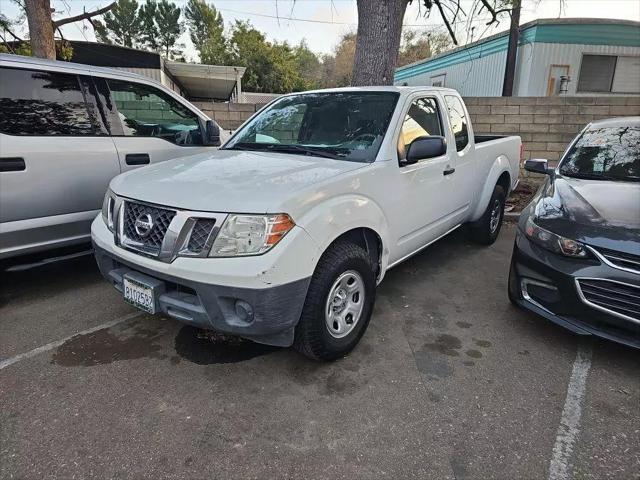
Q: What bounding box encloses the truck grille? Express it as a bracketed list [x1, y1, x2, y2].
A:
[186, 218, 216, 254]
[596, 247, 640, 274]
[122, 201, 176, 255]
[577, 279, 640, 323]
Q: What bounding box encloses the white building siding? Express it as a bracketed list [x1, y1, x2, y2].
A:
[525, 43, 640, 96]
[398, 49, 508, 96]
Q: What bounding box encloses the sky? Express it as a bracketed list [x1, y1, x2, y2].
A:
[1, 0, 639, 60]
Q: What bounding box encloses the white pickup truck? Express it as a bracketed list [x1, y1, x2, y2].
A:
[92, 87, 521, 360]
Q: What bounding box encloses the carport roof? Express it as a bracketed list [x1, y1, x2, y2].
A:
[163, 61, 245, 100]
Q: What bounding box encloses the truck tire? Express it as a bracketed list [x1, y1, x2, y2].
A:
[470, 184, 505, 245]
[294, 240, 376, 361]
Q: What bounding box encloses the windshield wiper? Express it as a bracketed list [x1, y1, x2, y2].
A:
[224, 142, 343, 159]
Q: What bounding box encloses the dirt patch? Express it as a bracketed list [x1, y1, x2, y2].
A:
[505, 176, 545, 213]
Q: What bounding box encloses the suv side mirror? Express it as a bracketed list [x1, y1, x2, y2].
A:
[203, 119, 221, 146]
[524, 158, 552, 175]
[405, 136, 447, 165]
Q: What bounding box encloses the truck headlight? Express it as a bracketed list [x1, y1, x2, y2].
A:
[101, 190, 117, 233]
[524, 217, 588, 258]
[209, 214, 295, 257]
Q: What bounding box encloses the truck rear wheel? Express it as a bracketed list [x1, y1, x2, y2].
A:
[469, 184, 505, 245]
[294, 240, 376, 361]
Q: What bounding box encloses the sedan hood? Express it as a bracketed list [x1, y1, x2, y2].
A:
[530, 175, 640, 255]
[110, 149, 366, 213]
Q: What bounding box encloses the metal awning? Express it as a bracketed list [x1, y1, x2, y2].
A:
[163, 61, 246, 100]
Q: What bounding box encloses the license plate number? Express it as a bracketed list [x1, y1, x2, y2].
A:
[123, 277, 155, 314]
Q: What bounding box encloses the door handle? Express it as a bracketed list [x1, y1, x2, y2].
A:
[126, 153, 150, 165]
[443, 167, 456, 176]
[0, 157, 26, 172]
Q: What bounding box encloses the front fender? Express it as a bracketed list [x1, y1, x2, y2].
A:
[469, 155, 512, 222]
[294, 194, 391, 275]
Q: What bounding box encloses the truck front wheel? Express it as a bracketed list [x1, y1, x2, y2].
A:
[469, 184, 505, 245]
[294, 240, 376, 361]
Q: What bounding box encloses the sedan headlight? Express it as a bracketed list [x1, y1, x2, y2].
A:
[209, 214, 295, 257]
[101, 190, 117, 232]
[524, 217, 588, 258]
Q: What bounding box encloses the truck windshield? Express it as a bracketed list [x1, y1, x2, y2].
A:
[223, 92, 400, 162]
[559, 126, 639, 182]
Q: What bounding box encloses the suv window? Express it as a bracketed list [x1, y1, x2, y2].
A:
[0, 67, 97, 136]
[444, 95, 469, 151]
[108, 80, 202, 145]
[399, 97, 442, 160]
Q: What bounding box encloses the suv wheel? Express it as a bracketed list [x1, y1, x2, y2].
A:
[294, 240, 376, 361]
[470, 184, 506, 245]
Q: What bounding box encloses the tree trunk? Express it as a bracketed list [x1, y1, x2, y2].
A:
[25, 0, 56, 59]
[352, 0, 409, 86]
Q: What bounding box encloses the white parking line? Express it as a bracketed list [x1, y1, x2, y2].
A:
[548, 340, 594, 480]
[0, 311, 143, 371]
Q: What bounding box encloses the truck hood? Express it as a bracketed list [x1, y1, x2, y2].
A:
[110, 149, 366, 213]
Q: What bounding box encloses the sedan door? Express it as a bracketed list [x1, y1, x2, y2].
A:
[97, 77, 212, 173]
[0, 67, 120, 257]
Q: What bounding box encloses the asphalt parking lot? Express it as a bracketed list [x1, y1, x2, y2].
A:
[1, 223, 638, 480]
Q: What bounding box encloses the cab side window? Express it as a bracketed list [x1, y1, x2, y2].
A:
[398, 97, 442, 161]
[0, 67, 98, 136]
[444, 95, 469, 151]
[107, 80, 202, 145]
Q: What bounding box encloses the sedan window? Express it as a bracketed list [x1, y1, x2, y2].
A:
[559, 126, 639, 181]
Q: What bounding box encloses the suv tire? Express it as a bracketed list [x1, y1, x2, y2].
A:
[294, 240, 376, 361]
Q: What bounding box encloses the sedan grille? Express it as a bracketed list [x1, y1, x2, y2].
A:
[186, 218, 216, 254]
[122, 202, 176, 255]
[596, 247, 640, 274]
[577, 279, 640, 323]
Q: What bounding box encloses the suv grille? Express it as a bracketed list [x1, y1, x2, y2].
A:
[122, 201, 176, 255]
[186, 218, 216, 254]
[596, 247, 640, 274]
[577, 279, 640, 322]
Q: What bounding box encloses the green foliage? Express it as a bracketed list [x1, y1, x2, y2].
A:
[184, 0, 227, 65]
[93, 0, 142, 47]
[398, 30, 453, 67]
[155, 0, 183, 58]
[139, 0, 160, 51]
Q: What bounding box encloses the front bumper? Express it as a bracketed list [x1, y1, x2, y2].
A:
[509, 229, 640, 349]
[92, 216, 318, 347]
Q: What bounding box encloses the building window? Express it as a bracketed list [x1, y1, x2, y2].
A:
[578, 54, 640, 93]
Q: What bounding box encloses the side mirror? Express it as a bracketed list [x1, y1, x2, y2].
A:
[405, 136, 447, 165]
[203, 119, 221, 146]
[524, 158, 552, 175]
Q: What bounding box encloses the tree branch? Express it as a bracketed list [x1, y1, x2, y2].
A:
[432, 0, 458, 45]
[478, 0, 510, 25]
[52, 2, 116, 28]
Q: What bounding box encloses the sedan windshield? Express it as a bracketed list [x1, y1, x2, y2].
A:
[559, 126, 639, 181]
[223, 92, 400, 162]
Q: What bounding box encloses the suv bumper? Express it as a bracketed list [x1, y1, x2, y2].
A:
[92, 216, 318, 347]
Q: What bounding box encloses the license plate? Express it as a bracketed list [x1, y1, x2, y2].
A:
[123, 277, 155, 314]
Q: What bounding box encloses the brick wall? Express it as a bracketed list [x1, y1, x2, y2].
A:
[196, 97, 640, 165]
[192, 101, 261, 131]
[464, 96, 640, 163]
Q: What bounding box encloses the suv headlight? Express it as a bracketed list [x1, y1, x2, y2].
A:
[101, 190, 117, 232]
[209, 214, 295, 257]
[524, 217, 588, 258]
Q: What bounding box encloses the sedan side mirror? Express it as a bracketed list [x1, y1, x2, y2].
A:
[524, 158, 552, 175]
[405, 136, 447, 165]
[203, 119, 221, 146]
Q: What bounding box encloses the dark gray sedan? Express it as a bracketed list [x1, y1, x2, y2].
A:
[508, 117, 640, 348]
